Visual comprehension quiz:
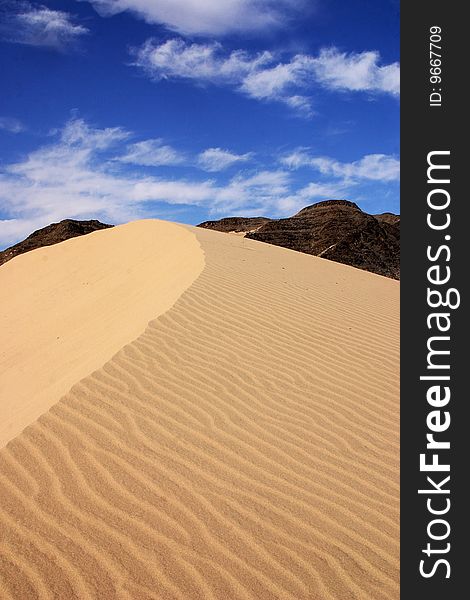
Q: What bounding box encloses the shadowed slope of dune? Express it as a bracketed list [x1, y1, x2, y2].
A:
[0, 225, 399, 599]
[0, 220, 204, 447]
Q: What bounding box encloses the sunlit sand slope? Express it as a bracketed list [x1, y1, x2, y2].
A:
[0, 220, 204, 447]
[0, 225, 399, 599]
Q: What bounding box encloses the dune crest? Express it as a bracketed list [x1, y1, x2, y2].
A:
[0, 225, 399, 599]
[0, 220, 204, 447]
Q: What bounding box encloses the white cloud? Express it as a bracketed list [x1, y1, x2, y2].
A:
[311, 154, 400, 181]
[0, 118, 397, 247]
[1, 3, 89, 50]
[240, 55, 314, 113]
[132, 39, 399, 113]
[118, 139, 185, 166]
[198, 148, 252, 171]
[0, 118, 288, 245]
[82, 0, 302, 36]
[7, 119, 129, 187]
[281, 151, 400, 182]
[132, 38, 271, 83]
[132, 38, 308, 110]
[279, 149, 312, 169]
[310, 48, 400, 95]
[58, 118, 129, 148]
[216, 170, 290, 210]
[0, 116, 25, 133]
[240, 55, 306, 97]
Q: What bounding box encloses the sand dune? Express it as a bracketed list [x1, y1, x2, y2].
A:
[0, 220, 204, 447]
[0, 221, 399, 599]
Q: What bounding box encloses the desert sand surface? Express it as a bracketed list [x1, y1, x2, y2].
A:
[0, 220, 204, 447]
[0, 221, 399, 599]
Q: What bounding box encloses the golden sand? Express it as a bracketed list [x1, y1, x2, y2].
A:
[0, 221, 399, 599]
[0, 220, 204, 447]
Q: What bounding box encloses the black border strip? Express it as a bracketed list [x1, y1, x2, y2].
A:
[401, 2, 466, 597]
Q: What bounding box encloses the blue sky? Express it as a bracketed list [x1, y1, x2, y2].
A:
[0, 0, 399, 248]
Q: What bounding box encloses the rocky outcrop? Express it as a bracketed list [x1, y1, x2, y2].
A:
[197, 217, 272, 233]
[374, 212, 400, 226]
[0, 219, 113, 266]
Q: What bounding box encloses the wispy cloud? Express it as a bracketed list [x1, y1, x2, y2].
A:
[0, 116, 25, 133]
[0, 2, 88, 50]
[117, 139, 185, 166]
[310, 48, 400, 95]
[0, 118, 396, 247]
[1, 118, 135, 244]
[0, 118, 278, 245]
[132, 39, 399, 113]
[132, 39, 271, 84]
[239, 55, 313, 112]
[198, 148, 252, 172]
[82, 0, 304, 36]
[281, 151, 400, 182]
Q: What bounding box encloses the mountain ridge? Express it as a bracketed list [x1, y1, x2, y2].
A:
[198, 199, 400, 279]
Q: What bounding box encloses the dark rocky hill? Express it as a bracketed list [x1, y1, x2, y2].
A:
[197, 216, 271, 233]
[374, 212, 400, 226]
[198, 200, 400, 279]
[0, 219, 113, 267]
